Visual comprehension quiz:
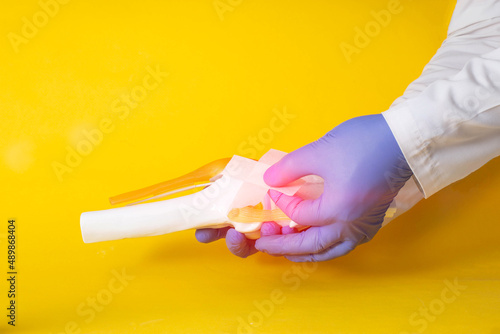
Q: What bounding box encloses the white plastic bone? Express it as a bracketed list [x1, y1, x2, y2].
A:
[80, 149, 324, 243]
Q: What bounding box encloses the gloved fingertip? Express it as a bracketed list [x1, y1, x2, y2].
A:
[195, 229, 216, 243]
[226, 229, 256, 258]
[260, 222, 281, 236]
[263, 165, 281, 187]
[267, 189, 282, 202]
[195, 227, 229, 243]
[226, 228, 244, 243]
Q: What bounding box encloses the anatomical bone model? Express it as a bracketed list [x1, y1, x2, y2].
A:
[80, 149, 324, 243]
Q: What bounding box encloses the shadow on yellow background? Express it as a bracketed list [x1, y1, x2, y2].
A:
[1, 0, 499, 333]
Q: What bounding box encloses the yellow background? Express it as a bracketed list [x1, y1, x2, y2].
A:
[1, 0, 500, 333]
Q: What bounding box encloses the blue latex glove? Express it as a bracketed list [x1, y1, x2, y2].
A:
[196, 114, 413, 262]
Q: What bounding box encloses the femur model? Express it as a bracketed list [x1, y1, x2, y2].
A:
[80, 149, 324, 243]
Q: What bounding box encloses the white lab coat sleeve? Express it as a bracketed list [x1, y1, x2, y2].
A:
[391, 16, 500, 109]
[448, 0, 500, 35]
[383, 47, 500, 198]
[381, 1, 500, 225]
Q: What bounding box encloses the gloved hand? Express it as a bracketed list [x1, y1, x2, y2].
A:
[196, 114, 413, 262]
[255, 114, 413, 261]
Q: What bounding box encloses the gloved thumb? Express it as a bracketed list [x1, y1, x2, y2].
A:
[263, 145, 319, 187]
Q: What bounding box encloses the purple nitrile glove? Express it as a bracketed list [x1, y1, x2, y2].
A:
[254, 114, 413, 262]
